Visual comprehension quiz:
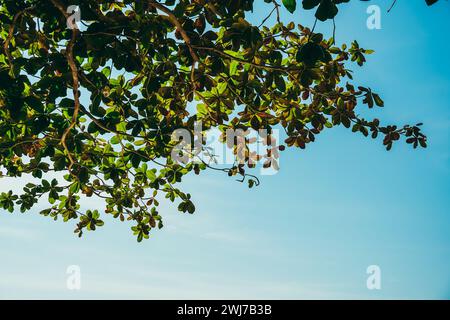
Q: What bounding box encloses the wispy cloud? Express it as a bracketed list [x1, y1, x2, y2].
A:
[0, 226, 40, 241]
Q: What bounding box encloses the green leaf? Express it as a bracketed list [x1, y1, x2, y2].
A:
[69, 182, 80, 194]
[315, 0, 338, 21]
[111, 135, 121, 145]
[146, 169, 157, 182]
[296, 42, 325, 66]
[130, 153, 142, 168]
[373, 93, 384, 107]
[302, 0, 321, 10]
[282, 0, 297, 13]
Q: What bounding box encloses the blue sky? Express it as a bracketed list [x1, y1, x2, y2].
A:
[1, 1, 449, 299]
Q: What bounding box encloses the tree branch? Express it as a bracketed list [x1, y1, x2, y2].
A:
[3, 6, 35, 70]
[50, 0, 80, 172]
[148, 1, 199, 63]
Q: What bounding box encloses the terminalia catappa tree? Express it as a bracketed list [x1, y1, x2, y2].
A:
[0, 0, 431, 241]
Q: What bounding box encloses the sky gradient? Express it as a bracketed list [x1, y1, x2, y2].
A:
[1, 0, 449, 299]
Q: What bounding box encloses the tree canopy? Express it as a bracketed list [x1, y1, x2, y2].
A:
[0, 0, 429, 241]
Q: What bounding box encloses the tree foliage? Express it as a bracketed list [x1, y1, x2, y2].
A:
[0, 0, 428, 241]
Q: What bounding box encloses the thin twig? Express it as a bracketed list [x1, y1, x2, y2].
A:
[388, 0, 398, 13]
